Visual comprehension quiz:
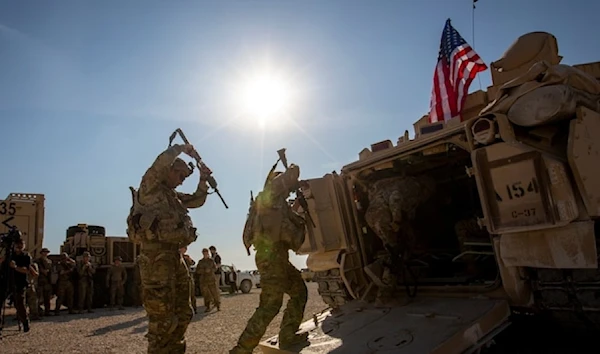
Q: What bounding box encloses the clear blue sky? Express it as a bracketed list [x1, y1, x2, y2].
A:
[1, 1, 598, 270]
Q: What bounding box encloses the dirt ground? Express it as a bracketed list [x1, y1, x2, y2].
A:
[0, 282, 327, 354]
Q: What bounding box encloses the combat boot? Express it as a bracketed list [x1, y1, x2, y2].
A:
[279, 332, 309, 349]
[22, 319, 30, 333]
[229, 345, 252, 354]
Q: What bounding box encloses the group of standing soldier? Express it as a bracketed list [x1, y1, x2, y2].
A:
[24, 250, 133, 320]
[128, 142, 310, 354]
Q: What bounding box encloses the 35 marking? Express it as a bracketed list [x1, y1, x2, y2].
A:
[0, 202, 16, 215]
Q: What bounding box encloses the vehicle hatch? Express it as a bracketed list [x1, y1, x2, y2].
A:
[259, 297, 510, 354]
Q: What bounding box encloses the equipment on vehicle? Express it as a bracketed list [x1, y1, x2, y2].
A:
[259, 31, 600, 353]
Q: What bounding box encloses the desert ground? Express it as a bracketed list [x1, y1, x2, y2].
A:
[1, 282, 327, 354]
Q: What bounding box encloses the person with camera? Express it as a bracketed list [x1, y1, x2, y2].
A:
[4, 239, 32, 332]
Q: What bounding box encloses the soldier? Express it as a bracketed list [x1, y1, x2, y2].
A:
[77, 251, 95, 313]
[180, 247, 197, 314]
[195, 248, 220, 312]
[132, 255, 143, 307]
[209, 245, 222, 303]
[128, 142, 212, 353]
[55, 252, 76, 315]
[230, 163, 308, 354]
[26, 261, 40, 320]
[5, 239, 33, 332]
[35, 248, 53, 316]
[363, 174, 436, 303]
[106, 256, 127, 310]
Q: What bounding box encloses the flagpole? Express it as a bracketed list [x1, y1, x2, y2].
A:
[472, 0, 482, 90]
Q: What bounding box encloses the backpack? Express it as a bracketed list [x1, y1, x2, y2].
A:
[242, 191, 257, 256]
[126, 186, 144, 244]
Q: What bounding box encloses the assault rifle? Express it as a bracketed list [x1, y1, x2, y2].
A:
[276, 148, 316, 228]
[168, 128, 228, 209]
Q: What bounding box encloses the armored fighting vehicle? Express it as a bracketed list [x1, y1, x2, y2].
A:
[259, 31, 600, 353]
[58, 223, 142, 308]
[0, 193, 45, 258]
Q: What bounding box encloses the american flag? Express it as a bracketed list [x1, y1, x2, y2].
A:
[428, 19, 487, 124]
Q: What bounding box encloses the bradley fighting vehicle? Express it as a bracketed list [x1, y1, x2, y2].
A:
[259, 32, 600, 353]
[57, 223, 142, 308]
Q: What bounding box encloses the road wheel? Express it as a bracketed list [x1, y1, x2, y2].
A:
[240, 280, 252, 294]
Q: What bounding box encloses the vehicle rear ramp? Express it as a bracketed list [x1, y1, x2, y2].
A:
[259, 297, 510, 354]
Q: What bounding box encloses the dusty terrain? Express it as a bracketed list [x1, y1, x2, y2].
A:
[1, 282, 327, 354]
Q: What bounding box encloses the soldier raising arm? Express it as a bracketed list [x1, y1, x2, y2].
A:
[138, 143, 210, 209]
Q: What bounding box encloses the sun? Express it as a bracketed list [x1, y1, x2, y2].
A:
[240, 73, 291, 129]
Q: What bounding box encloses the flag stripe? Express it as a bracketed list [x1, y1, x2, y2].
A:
[428, 19, 487, 124]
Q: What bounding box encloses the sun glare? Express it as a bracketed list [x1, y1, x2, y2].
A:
[240, 73, 291, 129]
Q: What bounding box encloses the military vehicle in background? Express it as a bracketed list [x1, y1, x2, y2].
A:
[192, 264, 258, 295]
[0, 193, 45, 258]
[260, 31, 600, 353]
[57, 223, 141, 308]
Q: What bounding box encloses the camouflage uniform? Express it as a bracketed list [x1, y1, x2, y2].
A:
[77, 252, 96, 313]
[35, 249, 53, 316]
[132, 144, 209, 354]
[26, 262, 40, 320]
[182, 254, 196, 313]
[231, 164, 308, 354]
[55, 253, 76, 315]
[107, 257, 127, 310]
[364, 175, 436, 256]
[363, 175, 436, 301]
[195, 257, 220, 311]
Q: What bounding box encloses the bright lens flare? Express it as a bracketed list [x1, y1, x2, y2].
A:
[241, 75, 290, 129]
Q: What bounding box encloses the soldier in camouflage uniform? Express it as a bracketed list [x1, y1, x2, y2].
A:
[26, 261, 40, 320]
[106, 256, 127, 310]
[54, 252, 76, 315]
[363, 174, 436, 302]
[195, 248, 220, 312]
[77, 251, 96, 313]
[180, 247, 197, 314]
[230, 163, 308, 354]
[35, 248, 53, 316]
[129, 143, 211, 354]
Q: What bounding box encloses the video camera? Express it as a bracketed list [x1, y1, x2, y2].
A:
[0, 227, 22, 249]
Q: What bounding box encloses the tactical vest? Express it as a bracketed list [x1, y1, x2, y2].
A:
[246, 191, 306, 252]
[127, 185, 197, 246]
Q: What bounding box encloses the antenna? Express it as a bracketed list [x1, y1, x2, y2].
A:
[472, 0, 482, 90]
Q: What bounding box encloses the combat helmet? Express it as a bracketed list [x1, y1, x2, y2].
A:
[171, 158, 194, 177]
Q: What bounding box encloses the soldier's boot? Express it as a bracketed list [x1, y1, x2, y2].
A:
[229, 347, 252, 354]
[22, 319, 30, 333]
[279, 332, 309, 349]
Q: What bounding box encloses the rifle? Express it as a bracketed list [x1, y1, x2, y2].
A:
[276, 148, 316, 228]
[168, 128, 229, 209]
